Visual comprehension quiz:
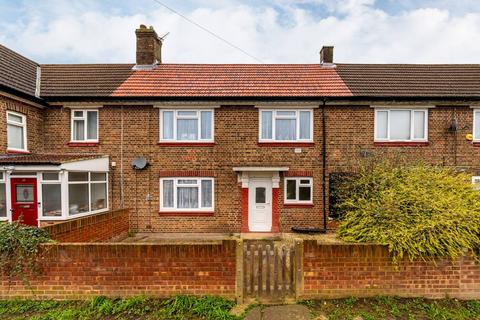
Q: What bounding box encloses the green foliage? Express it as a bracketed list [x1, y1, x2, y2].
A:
[158, 295, 236, 320]
[336, 158, 480, 263]
[0, 221, 51, 285]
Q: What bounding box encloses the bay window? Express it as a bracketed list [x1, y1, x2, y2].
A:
[71, 109, 98, 142]
[375, 109, 428, 142]
[260, 109, 313, 142]
[160, 177, 214, 211]
[160, 110, 214, 142]
[68, 172, 107, 216]
[285, 177, 313, 204]
[7, 111, 27, 151]
[474, 110, 480, 141]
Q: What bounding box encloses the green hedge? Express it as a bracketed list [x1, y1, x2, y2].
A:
[336, 159, 480, 263]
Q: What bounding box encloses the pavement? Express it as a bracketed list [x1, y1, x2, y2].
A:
[244, 305, 312, 320]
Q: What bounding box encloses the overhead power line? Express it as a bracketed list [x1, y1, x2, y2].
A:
[151, 0, 263, 63]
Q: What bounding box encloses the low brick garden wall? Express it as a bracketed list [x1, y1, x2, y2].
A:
[301, 240, 480, 300]
[0, 241, 237, 299]
[42, 209, 129, 243]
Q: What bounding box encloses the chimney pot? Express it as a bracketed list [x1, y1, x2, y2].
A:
[135, 24, 162, 67]
[320, 46, 334, 64]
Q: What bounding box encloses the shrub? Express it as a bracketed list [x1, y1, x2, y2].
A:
[336, 158, 480, 263]
[0, 221, 51, 285]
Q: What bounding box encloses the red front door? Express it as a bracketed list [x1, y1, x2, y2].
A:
[11, 178, 38, 226]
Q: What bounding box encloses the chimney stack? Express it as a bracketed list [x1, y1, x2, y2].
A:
[320, 46, 334, 64]
[135, 24, 162, 67]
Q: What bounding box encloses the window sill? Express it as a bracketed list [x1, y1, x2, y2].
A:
[374, 141, 429, 147]
[159, 211, 215, 217]
[283, 203, 314, 208]
[473, 142, 480, 147]
[158, 142, 215, 147]
[6, 149, 30, 154]
[258, 142, 314, 147]
[68, 142, 99, 147]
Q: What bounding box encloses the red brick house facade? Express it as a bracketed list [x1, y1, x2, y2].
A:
[0, 25, 479, 232]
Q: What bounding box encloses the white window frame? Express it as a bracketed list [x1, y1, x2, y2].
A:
[70, 109, 99, 142]
[284, 177, 313, 204]
[374, 109, 428, 142]
[159, 109, 214, 142]
[67, 171, 109, 218]
[39, 172, 62, 218]
[472, 176, 480, 190]
[259, 109, 313, 142]
[160, 177, 214, 212]
[0, 172, 6, 221]
[6, 111, 28, 152]
[473, 110, 480, 142]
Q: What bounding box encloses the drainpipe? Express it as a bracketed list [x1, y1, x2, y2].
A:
[322, 99, 327, 230]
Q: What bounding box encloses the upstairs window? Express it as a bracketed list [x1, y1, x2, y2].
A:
[160, 178, 214, 211]
[375, 109, 428, 142]
[260, 109, 313, 142]
[285, 177, 313, 204]
[474, 110, 480, 141]
[7, 111, 27, 151]
[71, 110, 98, 142]
[160, 110, 214, 142]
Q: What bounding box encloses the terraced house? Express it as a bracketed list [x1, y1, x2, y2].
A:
[0, 25, 479, 232]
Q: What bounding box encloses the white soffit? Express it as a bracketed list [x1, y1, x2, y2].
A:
[61, 156, 109, 172]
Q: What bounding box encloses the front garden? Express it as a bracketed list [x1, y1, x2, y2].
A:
[0, 296, 479, 320]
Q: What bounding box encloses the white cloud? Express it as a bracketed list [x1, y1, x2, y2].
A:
[1, 0, 480, 64]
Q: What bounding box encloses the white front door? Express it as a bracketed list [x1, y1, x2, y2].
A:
[248, 179, 272, 232]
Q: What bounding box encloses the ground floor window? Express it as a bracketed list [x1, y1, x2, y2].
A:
[0, 172, 5, 217]
[285, 177, 312, 204]
[68, 172, 107, 216]
[160, 177, 214, 211]
[41, 173, 62, 217]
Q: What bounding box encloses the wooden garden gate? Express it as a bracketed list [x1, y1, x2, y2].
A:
[239, 240, 303, 303]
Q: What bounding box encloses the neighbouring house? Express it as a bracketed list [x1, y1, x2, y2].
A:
[0, 24, 479, 232]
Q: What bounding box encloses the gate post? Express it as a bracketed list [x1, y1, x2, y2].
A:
[236, 239, 244, 304]
[294, 239, 304, 300]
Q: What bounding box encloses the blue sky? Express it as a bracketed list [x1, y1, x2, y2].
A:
[1, 0, 480, 64]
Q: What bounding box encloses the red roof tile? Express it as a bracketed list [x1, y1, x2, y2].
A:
[0, 44, 39, 97]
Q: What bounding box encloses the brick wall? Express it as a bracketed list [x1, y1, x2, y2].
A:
[0, 95, 45, 153]
[41, 208, 129, 243]
[302, 241, 480, 300]
[2, 101, 478, 233]
[43, 105, 324, 233]
[0, 241, 237, 299]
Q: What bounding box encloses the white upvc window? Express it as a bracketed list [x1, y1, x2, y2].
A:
[68, 172, 108, 216]
[473, 110, 480, 141]
[0, 172, 6, 218]
[71, 109, 99, 142]
[472, 176, 480, 191]
[160, 110, 214, 142]
[7, 111, 27, 151]
[40, 172, 62, 217]
[160, 177, 214, 211]
[284, 177, 313, 204]
[259, 109, 313, 142]
[375, 109, 428, 142]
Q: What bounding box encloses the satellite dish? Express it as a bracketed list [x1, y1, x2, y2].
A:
[132, 157, 148, 170]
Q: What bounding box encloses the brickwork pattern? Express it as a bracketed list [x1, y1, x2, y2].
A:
[41, 209, 129, 243]
[0, 96, 45, 153]
[0, 241, 237, 299]
[302, 241, 480, 300]
[43, 105, 324, 232]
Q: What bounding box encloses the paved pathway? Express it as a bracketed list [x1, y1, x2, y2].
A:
[244, 305, 311, 320]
